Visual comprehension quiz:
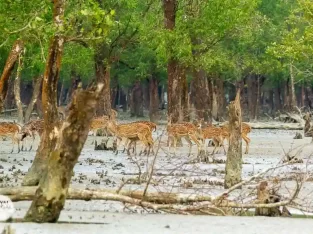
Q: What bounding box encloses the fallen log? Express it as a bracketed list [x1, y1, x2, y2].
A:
[0, 185, 298, 211]
[0, 186, 213, 204]
[234, 122, 303, 130]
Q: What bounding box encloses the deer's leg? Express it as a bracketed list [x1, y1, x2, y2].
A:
[219, 136, 226, 154]
[167, 135, 171, 153]
[115, 137, 122, 155]
[173, 136, 178, 156]
[123, 139, 130, 153]
[189, 134, 202, 160]
[184, 136, 193, 157]
[29, 133, 35, 151]
[10, 136, 15, 154]
[242, 134, 250, 154]
[126, 139, 134, 156]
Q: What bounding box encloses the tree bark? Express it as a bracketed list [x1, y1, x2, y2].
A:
[193, 69, 209, 121]
[143, 79, 150, 110]
[5, 77, 15, 111]
[224, 90, 242, 189]
[149, 76, 159, 122]
[289, 63, 297, 110]
[247, 74, 257, 120]
[130, 81, 143, 117]
[13, 49, 25, 124]
[24, 84, 104, 223]
[163, 0, 182, 123]
[216, 78, 224, 121]
[24, 76, 43, 122]
[273, 87, 281, 112]
[255, 181, 282, 216]
[268, 89, 274, 115]
[0, 40, 24, 112]
[180, 67, 189, 121]
[22, 0, 65, 186]
[207, 76, 213, 120]
[95, 45, 111, 117]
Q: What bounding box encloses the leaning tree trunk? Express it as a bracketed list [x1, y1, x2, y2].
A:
[163, 0, 182, 124]
[149, 76, 159, 122]
[24, 84, 103, 223]
[224, 90, 242, 189]
[22, 0, 65, 186]
[0, 40, 24, 112]
[24, 76, 43, 122]
[13, 48, 25, 124]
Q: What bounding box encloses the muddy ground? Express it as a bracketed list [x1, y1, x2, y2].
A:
[0, 119, 313, 233]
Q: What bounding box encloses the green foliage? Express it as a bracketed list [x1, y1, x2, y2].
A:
[2, 0, 313, 91]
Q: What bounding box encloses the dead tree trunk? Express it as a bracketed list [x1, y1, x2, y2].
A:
[22, 0, 65, 186]
[163, 0, 181, 123]
[149, 76, 159, 122]
[0, 40, 24, 112]
[24, 84, 103, 223]
[224, 90, 242, 189]
[255, 181, 282, 216]
[193, 69, 209, 121]
[13, 49, 25, 124]
[24, 76, 43, 122]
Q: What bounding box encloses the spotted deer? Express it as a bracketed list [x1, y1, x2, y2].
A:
[20, 119, 44, 151]
[122, 121, 157, 154]
[220, 122, 251, 154]
[90, 109, 118, 144]
[0, 122, 23, 153]
[201, 125, 226, 155]
[167, 120, 204, 157]
[107, 119, 154, 156]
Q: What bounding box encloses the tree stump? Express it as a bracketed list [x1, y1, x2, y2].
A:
[224, 90, 242, 189]
[94, 138, 112, 151]
[254, 181, 289, 217]
[303, 112, 313, 138]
